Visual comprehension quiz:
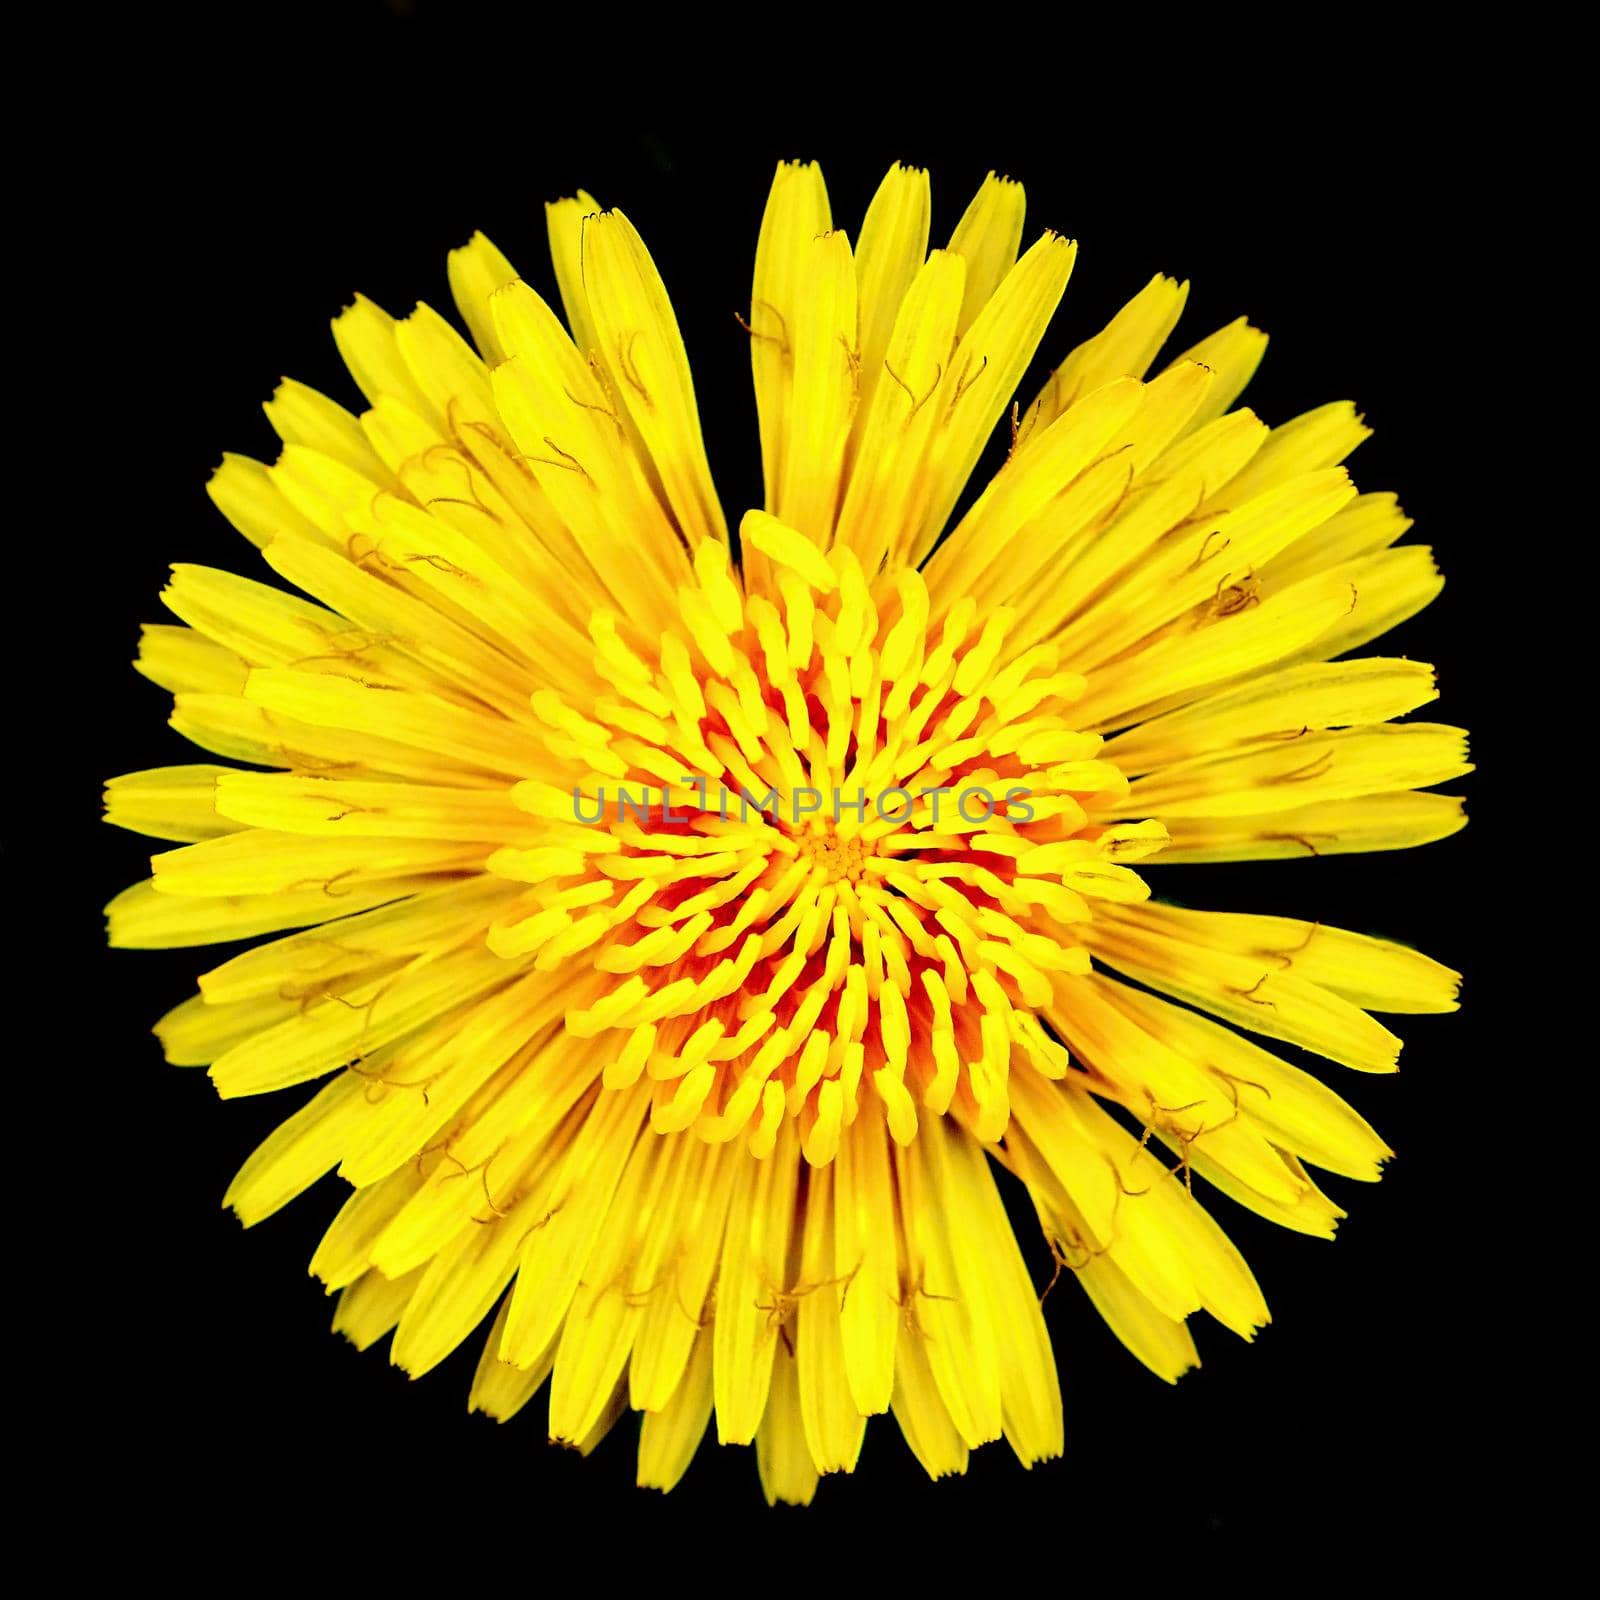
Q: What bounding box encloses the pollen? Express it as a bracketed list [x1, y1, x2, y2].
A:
[797, 827, 868, 885]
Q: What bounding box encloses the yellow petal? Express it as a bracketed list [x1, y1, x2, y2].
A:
[902, 232, 1078, 566]
[774, 227, 857, 546]
[446, 231, 519, 363]
[637, 1327, 714, 1492]
[946, 171, 1026, 335]
[581, 209, 727, 546]
[849, 163, 931, 448]
[1152, 790, 1467, 863]
[714, 1120, 802, 1444]
[1021, 272, 1189, 440]
[795, 1163, 866, 1475]
[749, 160, 832, 515]
[756, 1340, 820, 1506]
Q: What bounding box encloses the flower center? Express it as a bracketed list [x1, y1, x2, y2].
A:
[794, 823, 870, 885]
[486, 524, 1167, 1162]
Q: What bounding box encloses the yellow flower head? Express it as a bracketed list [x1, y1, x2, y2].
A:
[106, 162, 1468, 1502]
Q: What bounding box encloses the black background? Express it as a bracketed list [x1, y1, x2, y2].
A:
[30, 1, 1527, 1565]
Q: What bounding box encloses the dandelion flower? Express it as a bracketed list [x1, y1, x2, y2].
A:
[106, 161, 1468, 1502]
